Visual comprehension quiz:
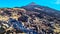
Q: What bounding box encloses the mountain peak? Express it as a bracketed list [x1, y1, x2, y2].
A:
[28, 2, 37, 6]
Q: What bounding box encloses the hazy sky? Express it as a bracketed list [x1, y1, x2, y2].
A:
[0, 0, 60, 10]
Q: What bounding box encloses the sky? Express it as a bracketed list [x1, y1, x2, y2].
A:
[0, 0, 60, 10]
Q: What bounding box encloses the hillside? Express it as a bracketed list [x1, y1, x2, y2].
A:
[0, 2, 60, 34]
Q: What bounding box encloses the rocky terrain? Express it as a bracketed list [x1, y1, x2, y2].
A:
[0, 2, 60, 34]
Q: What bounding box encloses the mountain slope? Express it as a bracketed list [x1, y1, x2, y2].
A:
[21, 2, 60, 18]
